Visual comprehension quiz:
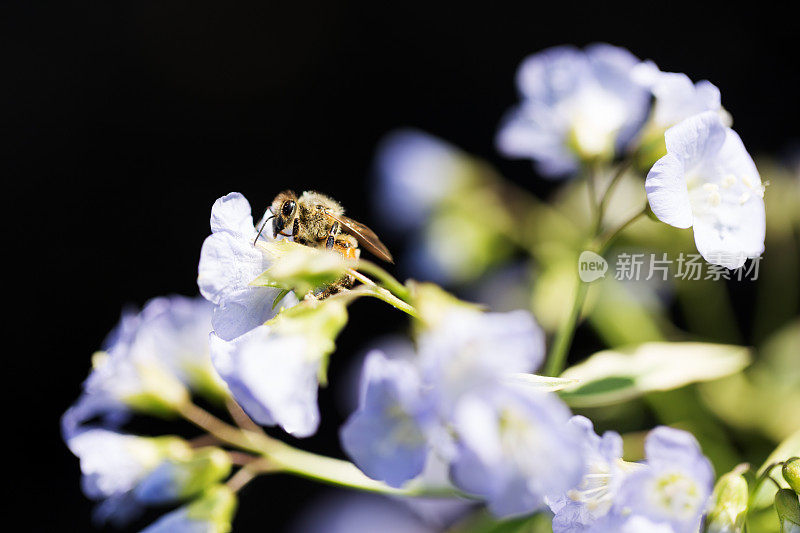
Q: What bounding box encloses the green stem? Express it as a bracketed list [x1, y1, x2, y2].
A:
[749, 462, 784, 507]
[543, 278, 589, 376]
[356, 259, 412, 301]
[543, 204, 647, 377]
[177, 401, 279, 456]
[595, 205, 648, 255]
[346, 273, 418, 318]
[586, 162, 599, 224]
[178, 401, 454, 498]
[596, 157, 634, 233]
[362, 285, 419, 318]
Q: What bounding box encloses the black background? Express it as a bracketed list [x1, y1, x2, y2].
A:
[3, 2, 798, 531]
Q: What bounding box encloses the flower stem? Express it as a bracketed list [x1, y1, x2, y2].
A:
[749, 462, 785, 507]
[595, 157, 634, 234]
[356, 259, 412, 301]
[586, 162, 599, 223]
[595, 205, 648, 255]
[543, 278, 589, 376]
[178, 401, 454, 498]
[347, 272, 418, 318]
[543, 203, 647, 376]
[177, 401, 279, 456]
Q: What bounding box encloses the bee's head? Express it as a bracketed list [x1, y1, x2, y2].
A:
[270, 190, 298, 238]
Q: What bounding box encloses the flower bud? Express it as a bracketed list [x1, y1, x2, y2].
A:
[775, 488, 800, 533]
[141, 485, 237, 533]
[135, 447, 232, 503]
[784, 458, 800, 494]
[185, 485, 237, 532]
[704, 465, 749, 533]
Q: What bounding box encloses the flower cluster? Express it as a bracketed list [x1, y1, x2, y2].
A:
[497, 44, 650, 176]
[340, 297, 716, 530]
[341, 305, 587, 516]
[63, 295, 227, 434]
[62, 296, 235, 529]
[548, 418, 714, 533]
[61, 39, 789, 533]
[375, 43, 765, 272]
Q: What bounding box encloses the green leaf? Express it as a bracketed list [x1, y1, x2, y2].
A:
[505, 373, 579, 393]
[558, 342, 750, 408]
[271, 288, 292, 310]
[775, 489, 800, 529]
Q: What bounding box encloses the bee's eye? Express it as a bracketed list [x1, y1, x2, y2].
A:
[282, 200, 295, 217]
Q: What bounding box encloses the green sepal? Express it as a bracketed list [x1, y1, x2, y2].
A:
[184, 485, 238, 533]
[408, 282, 482, 330]
[775, 488, 800, 532]
[250, 240, 354, 296]
[172, 447, 233, 500]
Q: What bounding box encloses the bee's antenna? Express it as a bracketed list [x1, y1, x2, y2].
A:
[254, 212, 275, 245]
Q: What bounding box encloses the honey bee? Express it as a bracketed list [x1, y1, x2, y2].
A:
[256, 190, 393, 296]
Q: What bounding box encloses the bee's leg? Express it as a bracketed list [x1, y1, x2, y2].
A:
[325, 221, 340, 250]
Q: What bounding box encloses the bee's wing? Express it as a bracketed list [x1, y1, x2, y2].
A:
[325, 212, 394, 263]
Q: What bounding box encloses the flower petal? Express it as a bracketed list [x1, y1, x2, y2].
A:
[209, 192, 255, 237]
[210, 327, 320, 437]
[664, 111, 726, 170]
[645, 153, 693, 228]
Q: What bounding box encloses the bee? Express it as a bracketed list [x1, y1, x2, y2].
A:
[256, 190, 393, 296]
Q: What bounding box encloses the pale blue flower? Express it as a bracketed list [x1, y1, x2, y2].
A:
[62, 296, 219, 437]
[646, 111, 765, 268]
[340, 307, 573, 515]
[198, 192, 296, 341]
[548, 416, 626, 532]
[418, 309, 545, 418]
[373, 130, 469, 234]
[130, 296, 227, 398]
[613, 427, 714, 533]
[340, 351, 434, 487]
[633, 61, 729, 131]
[140, 485, 237, 533]
[498, 44, 650, 177]
[449, 387, 584, 517]
[134, 447, 231, 504]
[65, 428, 192, 525]
[209, 325, 320, 437]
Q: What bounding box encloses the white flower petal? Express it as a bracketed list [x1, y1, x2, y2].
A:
[198, 232, 269, 306]
[645, 153, 693, 229]
[664, 111, 726, 170]
[209, 192, 255, 237]
[210, 327, 320, 437]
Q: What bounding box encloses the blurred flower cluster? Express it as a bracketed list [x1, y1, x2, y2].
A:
[63, 42, 800, 533]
